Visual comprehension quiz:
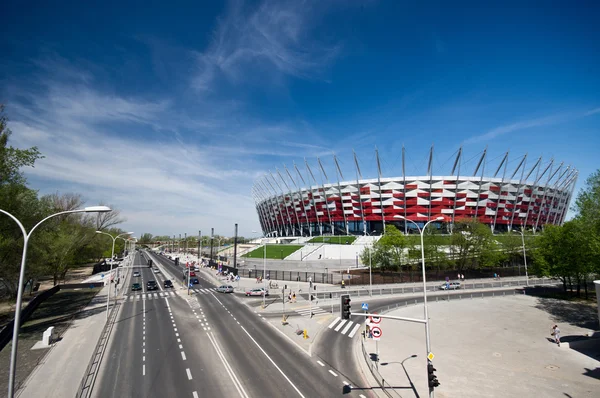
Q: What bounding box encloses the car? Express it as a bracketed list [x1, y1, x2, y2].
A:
[147, 280, 158, 291]
[193, 266, 200, 271]
[189, 271, 196, 277]
[245, 288, 269, 297]
[152, 267, 160, 273]
[131, 283, 141, 291]
[133, 271, 141, 277]
[191, 278, 199, 285]
[216, 285, 234, 293]
[439, 282, 461, 290]
[164, 280, 173, 288]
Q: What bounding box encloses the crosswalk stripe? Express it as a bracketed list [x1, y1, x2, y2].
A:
[154, 293, 158, 298]
[340, 321, 353, 335]
[129, 296, 134, 301]
[328, 317, 341, 329]
[170, 292, 175, 297]
[142, 294, 146, 300]
[348, 323, 361, 338]
[334, 320, 347, 332]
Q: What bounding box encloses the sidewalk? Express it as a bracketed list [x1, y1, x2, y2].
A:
[15, 262, 129, 398]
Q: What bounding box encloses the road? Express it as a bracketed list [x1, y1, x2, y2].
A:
[93, 250, 372, 398]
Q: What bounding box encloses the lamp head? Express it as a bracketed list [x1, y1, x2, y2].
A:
[84, 206, 112, 213]
[435, 216, 444, 221]
[95, 231, 103, 234]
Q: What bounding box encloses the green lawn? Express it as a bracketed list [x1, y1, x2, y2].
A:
[308, 236, 357, 244]
[242, 244, 303, 259]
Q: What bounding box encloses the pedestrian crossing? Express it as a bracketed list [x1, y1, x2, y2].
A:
[327, 316, 362, 339]
[123, 288, 217, 301]
[295, 306, 329, 317]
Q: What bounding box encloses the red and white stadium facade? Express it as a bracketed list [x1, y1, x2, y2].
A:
[252, 148, 578, 237]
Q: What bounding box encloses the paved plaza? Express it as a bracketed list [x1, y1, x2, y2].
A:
[361, 294, 600, 397]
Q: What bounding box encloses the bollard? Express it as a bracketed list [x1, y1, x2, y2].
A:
[303, 329, 309, 339]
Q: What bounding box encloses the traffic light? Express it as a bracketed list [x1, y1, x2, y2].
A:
[341, 294, 351, 320]
[428, 362, 440, 389]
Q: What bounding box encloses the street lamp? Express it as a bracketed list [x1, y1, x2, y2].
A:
[252, 230, 267, 308]
[511, 229, 529, 286]
[96, 230, 134, 321]
[0, 205, 111, 398]
[400, 215, 444, 398]
[366, 229, 377, 296]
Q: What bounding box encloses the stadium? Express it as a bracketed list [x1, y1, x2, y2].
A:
[252, 147, 578, 237]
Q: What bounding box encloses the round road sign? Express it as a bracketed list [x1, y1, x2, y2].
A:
[370, 314, 381, 324]
[371, 326, 382, 338]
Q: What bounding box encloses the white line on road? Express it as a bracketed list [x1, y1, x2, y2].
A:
[186, 368, 192, 380]
[181, 351, 187, 360]
[342, 381, 350, 386]
[328, 370, 338, 377]
[340, 321, 353, 335]
[177, 338, 181, 343]
[193, 392, 199, 398]
[239, 325, 305, 398]
[334, 320, 347, 332]
[328, 317, 341, 329]
[348, 323, 361, 338]
[179, 344, 183, 349]
[207, 332, 249, 398]
[359, 395, 366, 398]
[317, 360, 325, 367]
[143, 356, 145, 361]
[143, 364, 145, 376]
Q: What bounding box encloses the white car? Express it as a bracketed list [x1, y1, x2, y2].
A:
[133, 271, 141, 277]
[439, 282, 461, 290]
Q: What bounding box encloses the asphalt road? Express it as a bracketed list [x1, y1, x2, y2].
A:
[93, 250, 371, 398]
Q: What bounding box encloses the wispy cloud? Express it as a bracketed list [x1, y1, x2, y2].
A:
[192, 0, 340, 91]
[464, 107, 600, 144]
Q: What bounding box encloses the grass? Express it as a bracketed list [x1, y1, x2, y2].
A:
[242, 244, 303, 259]
[308, 236, 357, 244]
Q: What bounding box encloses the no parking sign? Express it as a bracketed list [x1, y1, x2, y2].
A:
[371, 326, 382, 340]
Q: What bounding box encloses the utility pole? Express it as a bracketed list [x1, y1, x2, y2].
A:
[233, 223, 238, 269]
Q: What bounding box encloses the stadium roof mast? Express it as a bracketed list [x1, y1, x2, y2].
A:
[276, 168, 303, 237]
[305, 159, 327, 236]
[525, 158, 552, 231]
[427, 144, 434, 221]
[333, 155, 350, 235]
[559, 171, 579, 225]
[256, 183, 279, 237]
[491, 150, 509, 233]
[473, 146, 488, 221]
[520, 156, 542, 229]
[548, 165, 573, 225]
[508, 154, 528, 232]
[267, 171, 293, 236]
[295, 162, 319, 237]
[251, 187, 268, 235]
[535, 160, 562, 231]
[317, 157, 336, 235]
[375, 147, 386, 235]
[353, 150, 367, 236]
[450, 146, 463, 233]
[550, 166, 575, 225]
[260, 177, 284, 237]
[285, 164, 311, 237]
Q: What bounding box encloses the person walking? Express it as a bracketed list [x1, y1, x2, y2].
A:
[552, 325, 561, 346]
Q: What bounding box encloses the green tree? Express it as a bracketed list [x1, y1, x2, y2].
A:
[139, 233, 153, 244]
[449, 220, 503, 272]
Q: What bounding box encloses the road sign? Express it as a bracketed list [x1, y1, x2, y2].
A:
[361, 303, 368, 311]
[428, 352, 435, 361]
[370, 314, 381, 324]
[371, 326, 382, 340]
[101, 274, 104, 278]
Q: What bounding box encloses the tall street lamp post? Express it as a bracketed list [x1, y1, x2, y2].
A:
[511, 229, 529, 286]
[96, 231, 134, 321]
[400, 215, 444, 398]
[0, 205, 111, 398]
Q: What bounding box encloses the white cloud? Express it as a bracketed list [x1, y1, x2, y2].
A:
[192, 0, 340, 91]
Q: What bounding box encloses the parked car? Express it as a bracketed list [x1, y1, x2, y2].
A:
[189, 271, 196, 277]
[164, 279, 173, 288]
[191, 278, 199, 285]
[439, 282, 461, 290]
[133, 271, 141, 277]
[131, 283, 141, 291]
[217, 285, 234, 293]
[245, 288, 269, 297]
[147, 280, 158, 291]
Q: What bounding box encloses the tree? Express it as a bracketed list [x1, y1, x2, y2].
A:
[139, 233, 153, 244]
[360, 225, 407, 271]
[449, 220, 503, 272]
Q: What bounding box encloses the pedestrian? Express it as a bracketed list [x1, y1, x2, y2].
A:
[494, 273, 497, 279]
[457, 273, 460, 280]
[292, 292, 296, 302]
[552, 325, 561, 346]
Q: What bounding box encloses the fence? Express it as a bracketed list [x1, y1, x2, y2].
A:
[216, 264, 335, 284]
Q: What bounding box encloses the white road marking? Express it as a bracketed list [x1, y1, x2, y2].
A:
[176, 333, 179, 337]
[143, 364, 145, 376]
[207, 332, 249, 398]
[348, 323, 361, 338]
[328, 317, 341, 329]
[186, 368, 192, 380]
[340, 321, 354, 335]
[328, 370, 338, 377]
[193, 392, 199, 398]
[239, 325, 305, 397]
[143, 356, 145, 361]
[174, 328, 178, 332]
[334, 320, 347, 332]
[317, 360, 325, 367]
[342, 381, 350, 386]
[179, 344, 183, 349]
[177, 338, 181, 343]
[359, 395, 366, 398]
[181, 351, 186, 360]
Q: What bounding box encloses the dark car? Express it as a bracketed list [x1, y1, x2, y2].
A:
[164, 279, 173, 288]
[131, 283, 142, 291]
[191, 278, 199, 285]
[147, 280, 158, 291]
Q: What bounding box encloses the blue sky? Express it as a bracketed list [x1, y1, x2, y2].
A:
[1, 0, 599, 237]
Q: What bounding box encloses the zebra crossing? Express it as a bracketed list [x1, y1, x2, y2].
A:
[123, 288, 218, 301]
[192, 288, 217, 295]
[295, 306, 329, 317]
[327, 317, 362, 339]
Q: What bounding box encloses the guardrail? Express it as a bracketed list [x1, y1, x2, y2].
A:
[360, 338, 395, 397]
